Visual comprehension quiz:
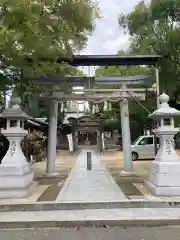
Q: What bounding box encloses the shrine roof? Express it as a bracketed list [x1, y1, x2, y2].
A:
[64, 113, 106, 122]
[63, 112, 85, 124]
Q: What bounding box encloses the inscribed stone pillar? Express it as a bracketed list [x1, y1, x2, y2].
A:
[46, 98, 59, 177]
[120, 98, 135, 175]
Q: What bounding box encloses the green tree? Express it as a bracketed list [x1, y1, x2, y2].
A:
[0, 73, 10, 107]
[0, 0, 99, 116]
[0, 0, 99, 87]
[118, 0, 180, 95]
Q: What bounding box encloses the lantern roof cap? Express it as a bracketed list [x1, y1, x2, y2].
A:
[0, 97, 30, 119]
[149, 93, 180, 118]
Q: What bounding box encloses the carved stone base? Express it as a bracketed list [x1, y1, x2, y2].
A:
[145, 180, 180, 196]
[146, 160, 180, 196]
[0, 164, 35, 198]
[149, 161, 180, 174]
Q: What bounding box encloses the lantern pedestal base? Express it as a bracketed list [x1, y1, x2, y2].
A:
[145, 181, 180, 196]
[145, 160, 180, 196]
[0, 164, 36, 199]
[149, 160, 180, 174]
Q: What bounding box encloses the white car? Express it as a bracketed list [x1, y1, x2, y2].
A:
[131, 135, 159, 160]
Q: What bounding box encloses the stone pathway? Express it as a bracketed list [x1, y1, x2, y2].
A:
[56, 149, 126, 202]
[0, 226, 180, 240]
[1, 208, 180, 228]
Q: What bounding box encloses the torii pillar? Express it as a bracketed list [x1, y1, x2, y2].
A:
[120, 84, 136, 176]
[120, 98, 135, 175]
[45, 96, 59, 177]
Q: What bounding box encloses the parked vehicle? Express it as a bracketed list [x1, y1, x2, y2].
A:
[131, 135, 159, 160]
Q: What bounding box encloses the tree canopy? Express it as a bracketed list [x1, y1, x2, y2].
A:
[118, 0, 180, 95]
[0, 0, 99, 113]
[0, 0, 99, 90]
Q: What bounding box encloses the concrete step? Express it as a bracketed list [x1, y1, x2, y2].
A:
[1, 208, 180, 228]
[0, 201, 179, 212]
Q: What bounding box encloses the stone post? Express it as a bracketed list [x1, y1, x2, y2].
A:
[145, 93, 180, 195]
[101, 132, 105, 154]
[74, 131, 78, 150]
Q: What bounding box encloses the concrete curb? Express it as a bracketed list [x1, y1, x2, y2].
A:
[1, 219, 180, 229]
[55, 163, 74, 202]
[0, 201, 180, 212]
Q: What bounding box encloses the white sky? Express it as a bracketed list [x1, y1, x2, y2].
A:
[80, 0, 142, 74]
[83, 0, 142, 54]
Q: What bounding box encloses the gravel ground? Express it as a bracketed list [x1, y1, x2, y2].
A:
[0, 226, 180, 240]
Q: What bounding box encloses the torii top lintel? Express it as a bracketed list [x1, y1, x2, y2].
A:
[56, 54, 161, 66]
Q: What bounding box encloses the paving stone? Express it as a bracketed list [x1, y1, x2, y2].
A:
[1, 208, 180, 223]
[56, 149, 126, 202]
[1, 226, 180, 240]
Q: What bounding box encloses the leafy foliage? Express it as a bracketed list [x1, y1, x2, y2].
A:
[118, 0, 180, 95]
[0, 0, 99, 87]
[0, 0, 99, 115]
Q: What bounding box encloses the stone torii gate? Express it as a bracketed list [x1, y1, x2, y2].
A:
[32, 75, 152, 177]
[30, 54, 161, 177]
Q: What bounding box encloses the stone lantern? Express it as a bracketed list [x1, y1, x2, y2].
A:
[0, 97, 35, 198]
[145, 92, 180, 196]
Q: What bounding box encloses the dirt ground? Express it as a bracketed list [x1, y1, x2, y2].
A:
[101, 150, 151, 179]
[101, 149, 180, 179]
[32, 150, 77, 178]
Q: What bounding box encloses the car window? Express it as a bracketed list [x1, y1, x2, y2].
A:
[138, 137, 153, 145]
[132, 136, 141, 145]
